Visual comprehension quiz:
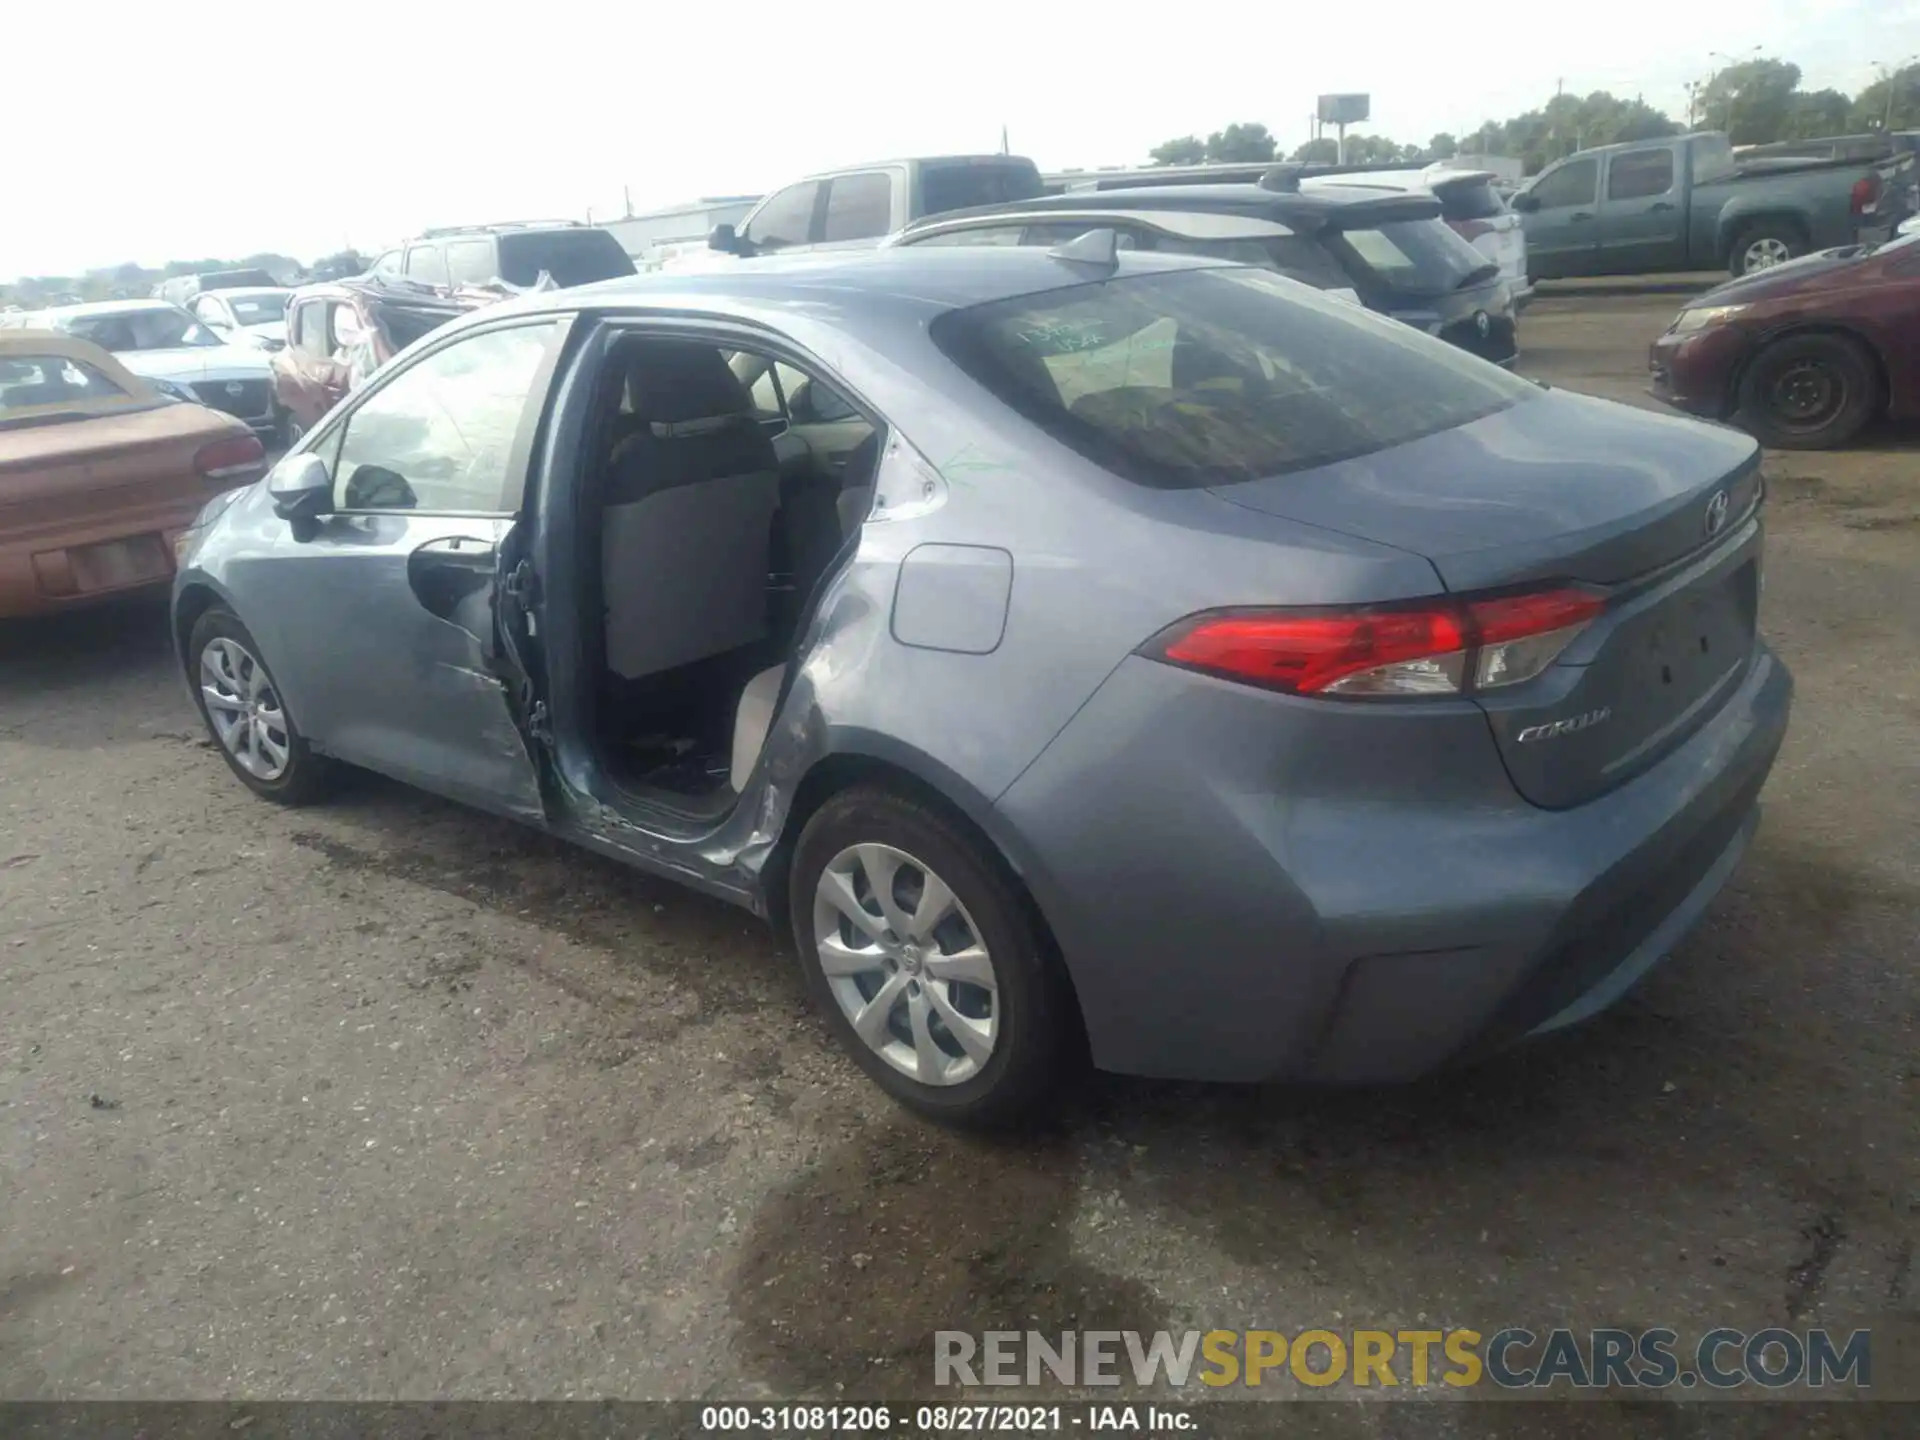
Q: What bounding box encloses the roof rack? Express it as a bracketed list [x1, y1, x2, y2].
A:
[417, 219, 587, 237]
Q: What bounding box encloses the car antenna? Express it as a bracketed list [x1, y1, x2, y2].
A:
[1046, 227, 1122, 271]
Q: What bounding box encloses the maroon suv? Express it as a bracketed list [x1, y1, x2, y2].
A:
[1650, 230, 1920, 449]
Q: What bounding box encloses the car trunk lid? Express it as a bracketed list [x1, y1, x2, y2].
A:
[1209, 388, 1766, 807]
[0, 405, 249, 530]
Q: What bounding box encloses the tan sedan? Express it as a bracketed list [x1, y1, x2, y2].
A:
[1, 330, 265, 618]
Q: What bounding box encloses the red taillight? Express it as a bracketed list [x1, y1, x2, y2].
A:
[1851, 174, 1881, 216]
[1154, 587, 1604, 699]
[194, 433, 265, 482]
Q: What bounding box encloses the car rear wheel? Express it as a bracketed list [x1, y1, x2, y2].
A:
[1735, 332, 1879, 450]
[1729, 223, 1804, 277]
[789, 785, 1074, 1127]
[188, 608, 334, 805]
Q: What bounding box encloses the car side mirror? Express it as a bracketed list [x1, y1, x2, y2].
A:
[268, 451, 332, 522]
[1511, 192, 1540, 213]
[709, 223, 742, 255]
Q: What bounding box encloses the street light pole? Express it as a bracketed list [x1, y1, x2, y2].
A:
[1872, 56, 1918, 131]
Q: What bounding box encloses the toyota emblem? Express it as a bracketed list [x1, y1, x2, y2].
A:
[1704, 489, 1730, 536]
[1474, 311, 1491, 338]
[224, 381, 244, 397]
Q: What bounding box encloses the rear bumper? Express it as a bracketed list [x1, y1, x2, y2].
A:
[0, 520, 191, 618]
[995, 641, 1792, 1084]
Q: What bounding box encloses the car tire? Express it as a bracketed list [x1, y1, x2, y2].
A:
[187, 607, 335, 805]
[789, 785, 1075, 1127]
[1735, 332, 1879, 450]
[1729, 222, 1805, 277]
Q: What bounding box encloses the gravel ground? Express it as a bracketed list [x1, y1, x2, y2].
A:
[2, 296, 1915, 1413]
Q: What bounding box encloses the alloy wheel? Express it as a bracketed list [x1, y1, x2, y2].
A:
[200, 637, 291, 781]
[811, 843, 999, 1086]
[1743, 237, 1792, 272]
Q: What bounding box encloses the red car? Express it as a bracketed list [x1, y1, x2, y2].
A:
[270, 278, 490, 444]
[1650, 230, 1920, 448]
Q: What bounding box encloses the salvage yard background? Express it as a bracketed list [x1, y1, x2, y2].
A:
[2, 292, 1916, 1399]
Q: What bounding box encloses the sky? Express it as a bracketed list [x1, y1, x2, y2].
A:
[7, 0, 1918, 282]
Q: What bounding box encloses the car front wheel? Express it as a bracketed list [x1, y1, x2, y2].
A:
[789, 785, 1074, 1127]
[188, 608, 334, 804]
[1735, 332, 1879, 450]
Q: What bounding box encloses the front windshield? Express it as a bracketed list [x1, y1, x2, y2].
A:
[227, 293, 289, 326]
[61, 307, 223, 352]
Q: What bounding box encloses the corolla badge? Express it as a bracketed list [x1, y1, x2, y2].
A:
[1704, 489, 1730, 536]
[1516, 707, 1611, 744]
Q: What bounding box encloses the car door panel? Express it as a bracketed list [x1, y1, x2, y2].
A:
[1521, 158, 1602, 278]
[1596, 146, 1687, 274]
[242, 319, 564, 816]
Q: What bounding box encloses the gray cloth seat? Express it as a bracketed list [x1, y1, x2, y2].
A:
[602, 344, 782, 681]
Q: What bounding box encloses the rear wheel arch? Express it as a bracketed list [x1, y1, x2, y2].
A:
[762, 749, 1089, 1055]
[1722, 213, 1809, 273]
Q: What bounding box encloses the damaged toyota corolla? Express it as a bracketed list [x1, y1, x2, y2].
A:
[170, 240, 1792, 1124]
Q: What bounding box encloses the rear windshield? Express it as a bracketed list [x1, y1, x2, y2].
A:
[228, 293, 288, 325]
[0, 354, 128, 412]
[1150, 233, 1353, 291]
[920, 160, 1045, 218]
[931, 267, 1534, 490]
[1432, 178, 1508, 222]
[496, 230, 637, 288]
[1325, 217, 1494, 295]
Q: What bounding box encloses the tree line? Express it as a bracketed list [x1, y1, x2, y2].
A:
[1148, 59, 1920, 175]
[3, 250, 367, 309]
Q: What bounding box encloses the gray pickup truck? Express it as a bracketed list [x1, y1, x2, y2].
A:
[1515, 131, 1916, 278]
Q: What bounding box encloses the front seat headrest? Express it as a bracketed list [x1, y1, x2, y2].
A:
[625, 344, 755, 429]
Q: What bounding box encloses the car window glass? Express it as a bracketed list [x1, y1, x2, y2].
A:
[1151, 233, 1351, 290]
[0, 354, 127, 411]
[329, 322, 557, 513]
[62, 307, 222, 351]
[372, 250, 402, 278]
[782, 363, 857, 422]
[1532, 158, 1599, 210]
[1607, 149, 1675, 200]
[404, 245, 449, 286]
[444, 240, 497, 286]
[919, 159, 1045, 216]
[931, 267, 1534, 490]
[907, 225, 1027, 247]
[294, 301, 333, 357]
[496, 230, 636, 287]
[227, 293, 288, 326]
[191, 295, 225, 323]
[743, 182, 820, 250]
[1019, 222, 1142, 249]
[821, 172, 893, 242]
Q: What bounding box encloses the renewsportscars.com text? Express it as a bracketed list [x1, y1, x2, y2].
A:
[934, 1327, 1872, 1391]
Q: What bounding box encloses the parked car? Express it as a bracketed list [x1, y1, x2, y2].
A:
[708, 155, 1045, 258]
[889, 176, 1521, 366]
[1516, 131, 1916, 279]
[270, 277, 493, 444]
[1302, 167, 1533, 308]
[1650, 229, 1920, 448]
[361, 221, 636, 291]
[2, 330, 264, 618]
[188, 287, 292, 353]
[172, 246, 1789, 1122]
[12, 300, 277, 436]
[153, 268, 282, 307]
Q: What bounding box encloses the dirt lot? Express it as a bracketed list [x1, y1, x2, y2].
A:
[2, 295, 1915, 1412]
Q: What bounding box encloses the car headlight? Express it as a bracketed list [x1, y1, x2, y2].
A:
[1669, 304, 1748, 335]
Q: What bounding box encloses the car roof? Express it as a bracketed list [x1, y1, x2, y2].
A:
[483, 245, 1229, 326]
[0, 327, 160, 403]
[30, 298, 181, 317]
[907, 183, 1442, 230]
[206, 287, 289, 301]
